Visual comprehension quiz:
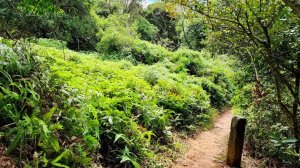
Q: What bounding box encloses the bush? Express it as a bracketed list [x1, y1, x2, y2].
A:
[232, 79, 300, 167]
[129, 40, 171, 64]
[97, 30, 134, 56]
[134, 17, 158, 41]
[0, 41, 37, 125]
[141, 62, 215, 131]
[156, 78, 212, 132]
[95, 12, 171, 65]
[239, 96, 300, 167]
[0, 40, 99, 167]
[168, 49, 234, 108]
[198, 77, 228, 108]
[97, 35, 171, 65]
[172, 49, 207, 75]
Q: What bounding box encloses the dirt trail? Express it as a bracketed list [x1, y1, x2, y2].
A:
[174, 110, 233, 168]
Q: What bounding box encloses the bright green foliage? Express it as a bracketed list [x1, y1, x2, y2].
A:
[97, 30, 134, 56]
[134, 17, 159, 42]
[130, 40, 171, 64]
[0, 40, 97, 167]
[33, 38, 67, 50]
[13, 39, 233, 167]
[94, 10, 170, 65]
[98, 32, 171, 64]
[97, 13, 139, 39]
[171, 49, 234, 109]
[155, 76, 212, 131]
[93, 0, 122, 18]
[0, 0, 98, 51]
[0, 1, 237, 167]
[172, 49, 208, 75]
[0, 40, 38, 126]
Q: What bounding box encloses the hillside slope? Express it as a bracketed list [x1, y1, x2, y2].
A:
[0, 39, 234, 167]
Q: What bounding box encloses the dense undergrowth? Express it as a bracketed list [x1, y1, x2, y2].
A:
[232, 80, 300, 167]
[0, 38, 234, 167]
[1, 0, 299, 167]
[0, 1, 235, 166]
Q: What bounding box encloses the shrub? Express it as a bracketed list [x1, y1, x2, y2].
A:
[97, 30, 134, 56]
[97, 36, 171, 65]
[236, 93, 300, 167]
[168, 49, 234, 109]
[0, 41, 99, 167]
[232, 78, 300, 166]
[172, 49, 207, 75]
[190, 77, 228, 109]
[129, 40, 171, 64]
[0, 41, 37, 125]
[134, 17, 158, 41]
[155, 78, 212, 132]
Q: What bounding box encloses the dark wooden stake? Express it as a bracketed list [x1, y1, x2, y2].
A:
[226, 116, 247, 168]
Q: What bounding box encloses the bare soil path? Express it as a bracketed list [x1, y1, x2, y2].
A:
[173, 110, 261, 168]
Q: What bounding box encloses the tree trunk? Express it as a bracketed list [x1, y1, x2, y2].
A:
[292, 59, 300, 152]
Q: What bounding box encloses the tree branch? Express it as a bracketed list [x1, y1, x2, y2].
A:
[283, 0, 300, 18]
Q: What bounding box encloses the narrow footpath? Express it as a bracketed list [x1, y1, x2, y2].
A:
[173, 110, 260, 168]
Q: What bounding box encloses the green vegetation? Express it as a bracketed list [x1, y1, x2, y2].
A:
[0, 0, 299, 167]
[0, 37, 233, 167]
[0, 0, 98, 51]
[169, 0, 300, 166]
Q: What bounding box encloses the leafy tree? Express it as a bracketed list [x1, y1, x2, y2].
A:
[94, 0, 144, 18]
[178, 18, 206, 50]
[123, 0, 144, 16]
[168, 0, 300, 164]
[0, 0, 98, 51]
[145, 2, 180, 50]
[134, 17, 158, 41]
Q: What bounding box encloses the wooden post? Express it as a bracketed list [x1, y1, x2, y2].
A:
[226, 116, 247, 168]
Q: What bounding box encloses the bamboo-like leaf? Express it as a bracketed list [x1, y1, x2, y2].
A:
[7, 128, 24, 154]
[42, 107, 57, 122]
